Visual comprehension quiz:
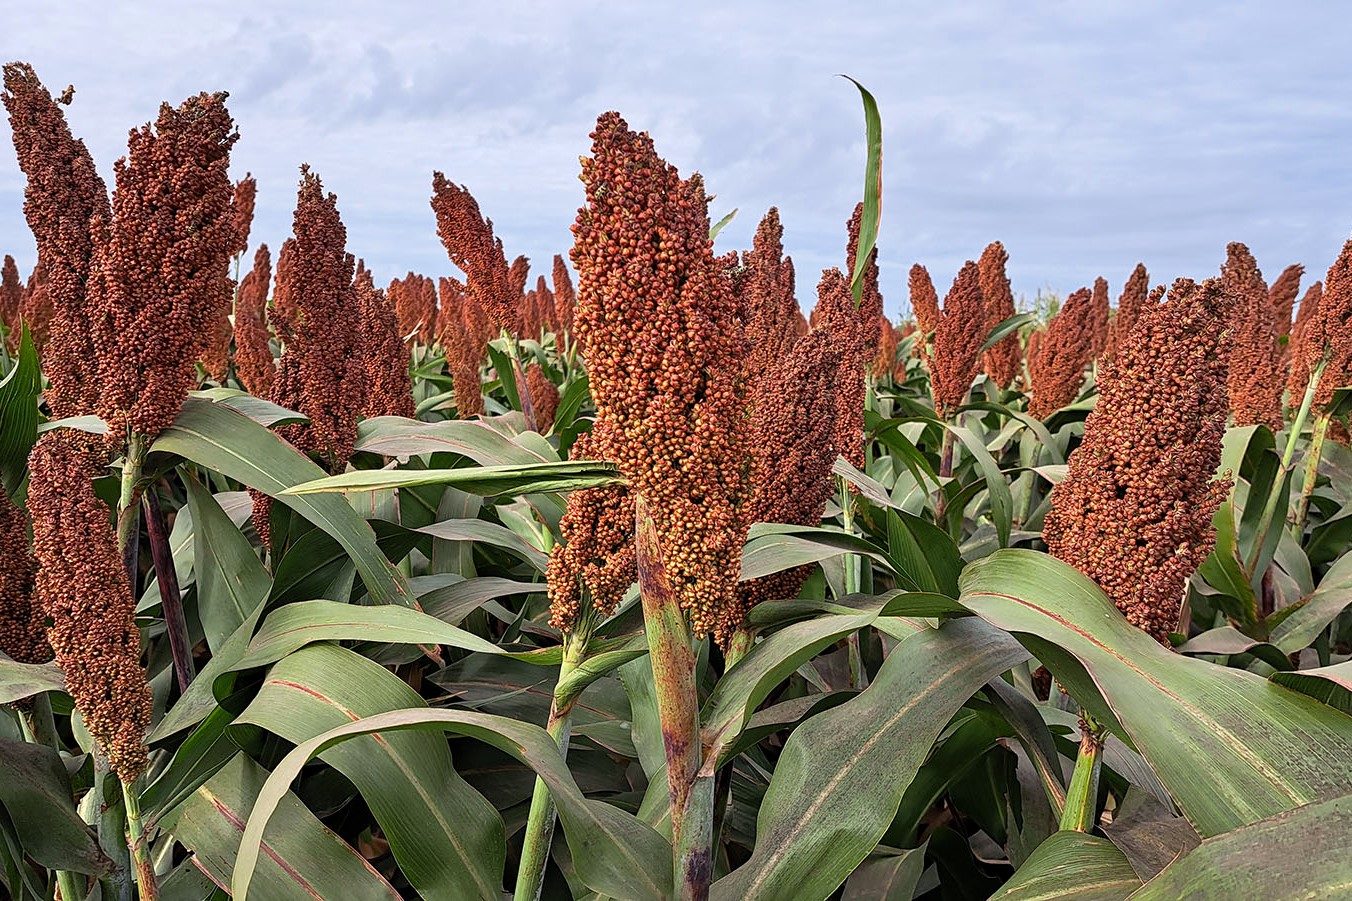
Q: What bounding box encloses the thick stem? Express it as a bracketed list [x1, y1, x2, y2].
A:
[514, 633, 587, 901]
[121, 780, 157, 901]
[1060, 714, 1105, 833]
[935, 427, 956, 526]
[86, 752, 131, 901]
[143, 489, 195, 693]
[839, 479, 864, 689]
[634, 498, 710, 901]
[117, 434, 146, 557]
[1294, 413, 1330, 534]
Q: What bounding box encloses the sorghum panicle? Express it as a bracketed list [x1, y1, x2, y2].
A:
[1307, 239, 1352, 410]
[561, 112, 751, 641]
[1269, 263, 1304, 341]
[978, 241, 1020, 387]
[0, 490, 48, 667]
[437, 276, 486, 419]
[0, 254, 20, 328]
[1222, 242, 1282, 430]
[2, 63, 109, 418]
[910, 263, 939, 362]
[1105, 263, 1149, 362]
[28, 431, 152, 781]
[430, 174, 519, 333]
[1043, 278, 1235, 644]
[1027, 286, 1095, 418]
[524, 362, 559, 431]
[1088, 276, 1110, 359]
[92, 91, 239, 443]
[927, 261, 986, 419]
[741, 208, 801, 382]
[870, 314, 898, 379]
[553, 253, 576, 337]
[269, 166, 365, 467]
[18, 260, 53, 348]
[1287, 281, 1323, 406]
[355, 265, 415, 418]
[233, 244, 274, 396]
[229, 173, 257, 258]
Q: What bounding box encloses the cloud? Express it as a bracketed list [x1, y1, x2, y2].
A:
[3, 0, 1350, 318]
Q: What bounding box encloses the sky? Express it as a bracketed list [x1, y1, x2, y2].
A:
[3, 1, 1351, 318]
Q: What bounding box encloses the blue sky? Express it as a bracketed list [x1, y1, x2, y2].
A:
[4, 1, 1351, 317]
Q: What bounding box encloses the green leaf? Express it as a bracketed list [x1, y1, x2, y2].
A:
[354, 415, 557, 464]
[184, 474, 271, 652]
[1269, 550, 1352, 654]
[0, 736, 114, 876]
[232, 599, 503, 670]
[0, 323, 39, 494]
[0, 655, 65, 704]
[981, 312, 1038, 353]
[486, 342, 521, 410]
[740, 523, 895, 582]
[281, 460, 623, 497]
[190, 388, 307, 427]
[232, 707, 671, 901]
[416, 518, 551, 572]
[961, 549, 1352, 837]
[990, 831, 1140, 900]
[1269, 660, 1352, 715]
[711, 618, 1027, 900]
[885, 508, 961, 596]
[239, 645, 507, 901]
[161, 753, 401, 901]
[709, 207, 738, 241]
[1130, 793, 1352, 900]
[946, 423, 1013, 547]
[841, 843, 927, 900]
[152, 398, 414, 607]
[840, 75, 882, 306]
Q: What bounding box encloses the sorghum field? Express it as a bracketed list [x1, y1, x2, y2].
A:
[2, 60, 1351, 901]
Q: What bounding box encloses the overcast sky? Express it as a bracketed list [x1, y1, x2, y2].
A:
[4, 1, 1350, 317]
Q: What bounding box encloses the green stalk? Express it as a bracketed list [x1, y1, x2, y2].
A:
[121, 780, 157, 900]
[838, 477, 864, 689]
[634, 498, 711, 901]
[85, 753, 131, 901]
[1246, 359, 1323, 574]
[725, 627, 754, 670]
[934, 426, 956, 526]
[1060, 714, 1105, 832]
[116, 433, 147, 562]
[1294, 413, 1330, 534]
[514, 630, 589, 901]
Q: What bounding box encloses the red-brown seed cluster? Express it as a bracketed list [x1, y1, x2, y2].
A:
[559, 112, 751, 642]
[1305, 240, 1352, 411]
[1027, 287, 1095, 418]
[355, 264, 414, 418]
[1044, 278, 1236, 644]
[229, 173, 256, 258]
[870, 315, 898, 379]
[522, 274, 556, 338]
[741, 208, 801, 383]
[739, 325, 846, 609]
[553, 254, 576, 337]
[437, 276, 487, 419]
[978, 241, 1020, 388]
[430, 174, 519, 333]
[0, 254, 20, 328]
[1269, 264, 1304, 342]
[911, 264, 939, 349]
[546, 435, 637, 630]
[1287, 280, 1322, 406]
[928, 261, 986, 419]
[1088, 276, 1111, 359]
[1105, 263, 1149, 363]
[0, 490, 49, 668]
[2, 63, 108, 418]
[524, 362, 559, 432]
[232, 244, 274, 396]
[199, 174, 258, 382]
[92, 91, 239, 443]
[1222, 243, 1282, 430]
[389, 272, 439, 344]
[18, 260, 53, 348]
[269, 166, 365, 468]
[27, 430, 152, 781]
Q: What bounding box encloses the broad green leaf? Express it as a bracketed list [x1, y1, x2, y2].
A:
[981, 313, 1038, 352]
[184, 474, 271, 652]
[355, 415, 555, 464]
[991, 831, 1140, 900]
[885, 508, 961, 596]
[841, 75, 881, 306]
[1173, 626, 1290, 671]
[486, 342, 521, 410]
[0, 323, 39, 493]
[946, 423, 1013, 547]
[711, 618, 1027, 901]
[232, 707, 671, 901]
[709, 207, 738, 241]
[1269, 660, 1352, 715]
[190, 388, 306, 427]
[0, 736, 113, 876]
[961, 549, 1352, 837]
[161, 753, 400, 901]
[150, 602, 267, 742]
[0, 655, 65, 704]
[740, 523, 894, 582]
[841, 843, 927, 900]
[153, 398, 413, 607]
[1131, 793, 1352, 900]
[1269, 550, 1352, 653]
[415, 518, 551, 572]
[239, 645, 506, 901]
[282, 459, 623, 496]
[232, 599, 503, 670]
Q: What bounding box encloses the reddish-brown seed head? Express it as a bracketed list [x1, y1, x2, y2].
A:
[910, 263, 940, 362]
[436, 276, 485, 419]
[355, 266, 414, 418]
[1222, 242, 1282, 430]
[1028, 287, 1096, 418]
[92, 90, 239, 444]
[229, 173, 257, 258]
[3, 63, 109, 418]
[0, 489, 49, 668]
[232, 244, 275, 396]
[742, 207, 802, 383]
[430, 174, 519, 333]
[978, 241, 1020, 387]
[0, 254, 20, 329]
[1044, 278, 1236, 644]
[1105, 263, 1149, 363]
[929, 261, 986, 418]
[1307, 240, 1352, 411]
[524, 362, 559, 431]
[28, 430, 152, 780]
[553, 253, 576, 336]
[1269, 263, 1304, 341]
[1089, 276, 1111, 359]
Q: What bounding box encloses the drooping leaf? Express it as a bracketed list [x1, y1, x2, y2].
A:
[183, 473, 271, 652]
[0, 655, 65, 704]
[0, 323, 40, 493]
[0, 736, 113, 876]
[841, 75, 881, 306]
[281, 459, 623, 497]
[989, 831, 1140, 901]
